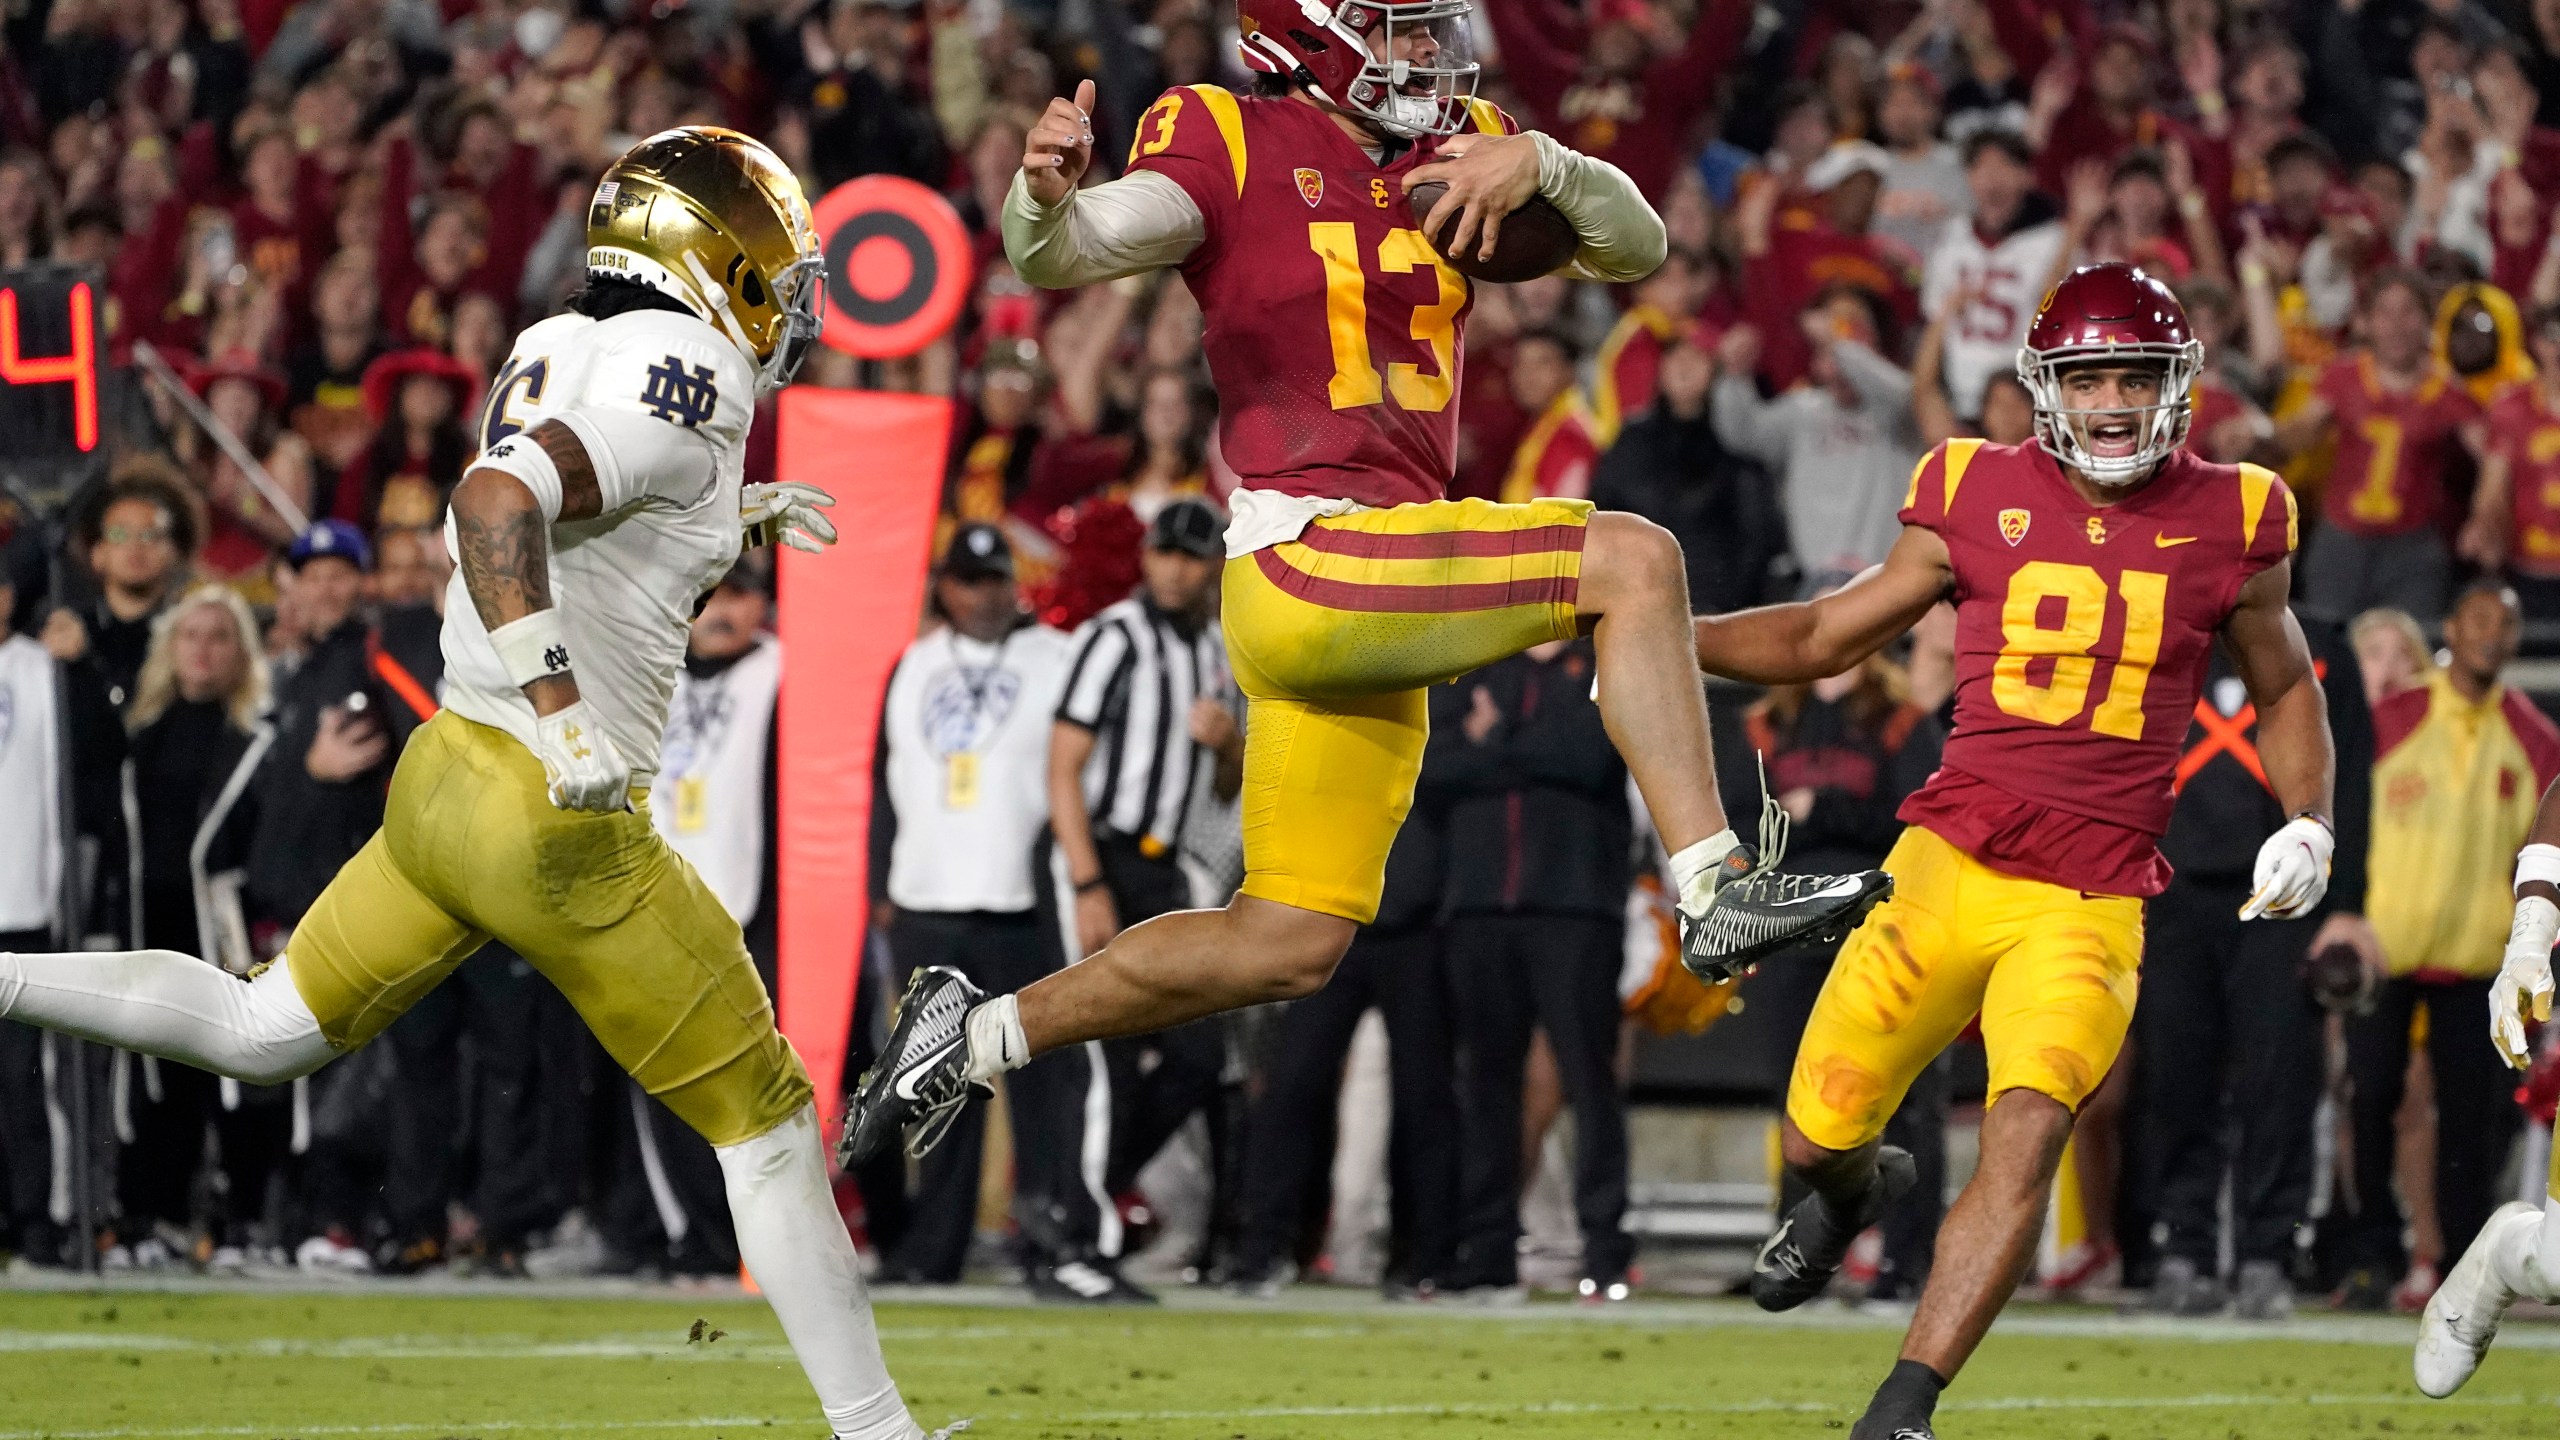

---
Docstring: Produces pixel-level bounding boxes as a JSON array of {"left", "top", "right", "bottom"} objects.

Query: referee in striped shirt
[{"left": 1048, "top": 499, "right": 1244, "bottom": 1206}]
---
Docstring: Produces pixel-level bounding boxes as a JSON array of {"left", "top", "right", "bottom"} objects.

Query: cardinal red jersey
[
  {"left": 2490, "top": 385, "right": 2560, "bottom": 579},
  {"left": 1128, "top": 85, "right": 1511, "bottom": 508},
  {"left": 1896, "top": 439, "right": 2299, "bottom": 896},
  {"left": 2314, "top": 353, "right": 2482, "bottom": 537}
]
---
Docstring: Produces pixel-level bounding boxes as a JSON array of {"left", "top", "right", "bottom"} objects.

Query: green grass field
[{"left": 2, "top": 1283, "right": 2558, "bottom": 1439}]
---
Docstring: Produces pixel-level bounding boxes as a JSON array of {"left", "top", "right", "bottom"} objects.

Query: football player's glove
[
  {"left": 741, "top": 480, "right": 838, "bottom": 553},
  {"left": 2491, "top": 895, "right": 2558, "bottom": 1070},
  {"left": 533, "top": 699, "right": 632, "bottom": 813},
  {"left": 2240, "top": 813, "right": 2333, "bottom": 920}
]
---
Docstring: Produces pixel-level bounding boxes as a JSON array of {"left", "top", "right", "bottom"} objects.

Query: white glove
[
  {"left": 2240, "top": 813, "right": 2334, "bottom": 920},
  {"left": 2492, "top": 895, "right": 2559, "bottom": 1070},
  {"left": 533, "top": 700, "right": 631, "bottom": 813},
  {"left": 741, "top": 480, "right": 839, "bottom": 553}
]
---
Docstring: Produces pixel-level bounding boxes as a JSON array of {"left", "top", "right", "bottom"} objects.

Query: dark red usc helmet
[
  {"left": 1237, "top": 0, "right": 1481, "bottom": 138},
  {"left": 2016, "top": 262, "right": 2202, "bottom": 485}
]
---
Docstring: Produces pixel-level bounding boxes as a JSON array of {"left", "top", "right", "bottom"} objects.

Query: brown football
[{"left": 1407, "top": 182, "right": 1581, "bottom": 284}]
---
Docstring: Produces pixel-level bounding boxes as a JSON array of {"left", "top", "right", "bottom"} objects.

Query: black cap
[
  {"left": 715, "top": 550, "right": 775, "bottom": 599},
  {"left": 939, "top": 522, "right": 1015, "bottom": 581},
  {"left": 1147, "top": 499, "right": 1224, "bottom": 559}
]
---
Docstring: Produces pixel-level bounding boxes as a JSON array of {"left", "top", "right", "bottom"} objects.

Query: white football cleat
[{"left": 2416, "top": 1201, "right": 2539, "bottom": 1398}]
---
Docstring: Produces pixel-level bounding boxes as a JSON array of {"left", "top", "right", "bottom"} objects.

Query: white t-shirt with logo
[{"left": 880, "top": 625, "right": 1076, "bottom": 914}]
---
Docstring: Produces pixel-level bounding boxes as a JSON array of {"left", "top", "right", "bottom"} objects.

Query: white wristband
[
  {"left": 2519, "top": 843, "right": 2560, "bottom": 894},
  {"left": 488, "top": 610, "right": 573, "bottom": 689}
]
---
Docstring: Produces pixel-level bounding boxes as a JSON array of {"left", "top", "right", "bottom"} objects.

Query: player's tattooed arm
[
  {"left": 454, "top": 417, "right": 603, "bottom": 716},
  {"left": 1691, "top": 525, "right": 1953, "bottom": 684},
  {"left": 2223, "top": 559, "right": 2334, "bottom": 826}
]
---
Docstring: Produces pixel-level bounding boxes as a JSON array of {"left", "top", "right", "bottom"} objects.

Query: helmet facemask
[
  {"left": 1315, "top": 0, "right": 1482, "bottom": 139},
  {"left": 2019, "top": 342, "right": 2201, "bottom": 486}
]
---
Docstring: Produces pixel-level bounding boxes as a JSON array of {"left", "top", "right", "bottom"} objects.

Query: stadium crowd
[{"left": 6, "top": 0, "right": 2560, "bottom": 1319}]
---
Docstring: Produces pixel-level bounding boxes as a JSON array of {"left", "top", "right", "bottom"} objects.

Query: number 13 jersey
[
  {"left": 1128, "top": 84, "right": 1509, "bottom": 509},
  {"left": 1897, "top": 438, "right": 2298, "bottom": 897}
]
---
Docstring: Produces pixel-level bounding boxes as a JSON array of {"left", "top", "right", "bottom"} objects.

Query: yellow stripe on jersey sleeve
[
  {"left": 1940, "top": 437, "right": 1984, "bottom": 515},
  {"left": 2238, "top": 462, "right": 2286, "bottom": 553},
  {"left": 1465, "top": 98, "right": 1508, "bottom": 135},
  {"left": 1189, "top": 84, "right": 1249, "bottom": 197}
]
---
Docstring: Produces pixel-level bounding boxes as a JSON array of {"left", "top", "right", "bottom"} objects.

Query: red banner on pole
[{"left": 775, "top": 387, "right": 951, "bottom": 1140}]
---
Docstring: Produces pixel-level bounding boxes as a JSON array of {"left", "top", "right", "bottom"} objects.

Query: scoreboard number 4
[
  {"left": 0, "top": 276, "right": 100, "bottom": 453},
  {"left": 1992, "top": 561, "right": 2168, "bottom": 740}
]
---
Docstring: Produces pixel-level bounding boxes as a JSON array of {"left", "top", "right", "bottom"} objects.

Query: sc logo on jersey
[{"left": 641, "top": 356, "right": 720, "bottom": 428}]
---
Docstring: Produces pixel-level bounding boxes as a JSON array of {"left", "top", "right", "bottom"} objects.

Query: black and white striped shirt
[{"left": 1055, "top": 597, "right": 1232, "bottom": 854}]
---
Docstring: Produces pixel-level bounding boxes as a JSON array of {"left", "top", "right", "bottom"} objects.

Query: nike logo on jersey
[
  {"left": 2154, "top": 535, "right": 2198, "bottom": 548},
  {"left": 891, "top": 1037, "right": 965, "bottom": 1100}
]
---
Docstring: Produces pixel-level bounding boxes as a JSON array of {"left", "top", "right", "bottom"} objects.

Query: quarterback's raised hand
[
  {"left": 742, "top": 480, "right": 839, "bottom": 553},
  {"left": 533, "top": 698, "right": 632, "bottom": 813},
  {"left": 1024, "top": 79, "right": 1097, "bottom": 206}
]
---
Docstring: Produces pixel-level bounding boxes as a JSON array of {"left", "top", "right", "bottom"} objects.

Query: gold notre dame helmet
[{"left": 586, "top": 126, "right": 824, "bottom": 394}]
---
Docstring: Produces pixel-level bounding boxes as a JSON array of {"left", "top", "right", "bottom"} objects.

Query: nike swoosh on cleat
[
  {"left": 1768, "top": 877, "right": 1870, "bottom": 906},
  {"left": 891, "top": 1038, "right": 965, "bottom": 1100}
]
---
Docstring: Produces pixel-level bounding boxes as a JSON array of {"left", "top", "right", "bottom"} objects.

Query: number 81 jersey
[
  {"left": 1897, "top": 437, "right": 2298, "bottom": 898},
  {"left": 1129, "top": 84, "right": 1509, "bottom": 506}
]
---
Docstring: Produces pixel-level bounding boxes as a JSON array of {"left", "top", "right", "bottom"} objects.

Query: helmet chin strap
[{"left": 681, "top": 250, "right": 769, "bottom": 379}]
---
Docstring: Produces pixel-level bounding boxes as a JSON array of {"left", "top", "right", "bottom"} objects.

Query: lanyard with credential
[{"left": 944, "top": 631, "right": 1012, "bottom": 811}]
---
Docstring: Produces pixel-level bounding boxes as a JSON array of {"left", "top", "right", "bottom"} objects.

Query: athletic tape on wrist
[
  {"left": 2519, "top": 844, "right": 2560, "bottom": 894},
  {"left": 488, "top": 611, "right": 573, "bottom": 690},
  {"left": 2514, "top": 894, "right": 2560, "bottom": 955}
]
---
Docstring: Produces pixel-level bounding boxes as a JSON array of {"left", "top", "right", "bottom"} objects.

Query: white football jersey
[
  {"left": 439, "top": 307, "right": 755, "bottom": 783},
  {"left": 1921, "top": 215, "right": 2068, "bottom": 420}
]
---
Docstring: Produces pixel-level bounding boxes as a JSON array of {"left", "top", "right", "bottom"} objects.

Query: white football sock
[
  {"left": 2529, "top": 1193, "right": 2560, "bottom": 1301},
  {"left": 0, "top": 949, "right": 333, "bottom": 1085},
  {"left": 716, "top": 1105, "right": 924, "bottom": 1440},
  {"left": 964, "top": 993, "right": 1028, "bottom": 1083},
  {"left": 1668, "top": 829, "right": 1743, "bottom": 912}
]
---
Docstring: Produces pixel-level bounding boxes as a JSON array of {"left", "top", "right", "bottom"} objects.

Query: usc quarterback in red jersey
[
  {"left": 1696, "top": 263, "right": 2338, "bottom": 1440},
  {"left": 843, "top": 0, "right": 1899, "bottom": 1281}
]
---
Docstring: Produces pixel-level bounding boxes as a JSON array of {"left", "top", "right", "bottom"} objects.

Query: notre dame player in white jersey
[{"left": 0, "top": 128, "right": 942, "bottom": 1440}]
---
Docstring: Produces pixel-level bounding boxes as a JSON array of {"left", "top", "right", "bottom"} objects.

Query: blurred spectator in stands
[
  {"left": 113, "top": 584, "right": 292, "bottom": 1270},
  {"left": 0, "top": 559, "right": 71, "bottom": 1267},
  {"left": 2344, "top": 581, "right": 2559, "bottom": 1310},
  {"left": 1500, "top": 328, "right": 1599, "bottom": 503},
  {"left": 2351, "top": 607, "right": 2437, "bottom": 707},
  {"left": 1483, "top": 0, "right": 1752, "bottom": 202},
  {"left": 2134, "top": 620, "right": 2376, "bottom": 1320},
  {"left": 788, "top": 0, "right": 948, "bottom": 192},
  {"left": 946, "top": 339, "right": 1047, "bottom": 526},
  {"left": 245, "top": 521, "right": 383, "bottom": 942},
  {"left": 1590, "top": 323, "right": 1783, "bottom": 615},
  {"left": 227, "top": 124, "right": 328, "bottom": 348},
  {"left": 2471, "top": 301, "right": 2560, "bottom": 617},
  {"left": 1874, "top": 63, "right": 1968, "bottom": 269},
  {"left": 2175, "top": 279, "right": 2272, "bottom": 462},
  {"left": 1938, "top": 0, "right": 2030, "bottom": 145},
  {"left": 2085, "top": 145, "right": 2226, "bottom": 284},
  {"left": 2276, "top": 271, "right": 2485, "bottom": 623},
  {"left": 2438, "top": 282, "right": 2533, "bottom": 411},
  {"left": 179, "top": 353, "right": 311, "bottom": 583},
  {"left": 1741, "top": 636, "right": 1944, "bottom": 1301},
  {"left": 2030, "top": 25, "right": 2217, "bottom": 205},
  {"left": 1738, "top": 141, "right": 1917, "bottom": 391},
  {"left": 2211, "top": 36, "right": 2310, "bottom": 223},
  {"left": 284, "top": 253, "right": 385, "bottom": 479},
  {"left": 0, "top": 148, "right": 54, "bottom": 266},
  {"left": 1428, "top": 638, "right": 1635, "bottom": 1300},
  {"left": 44, "top": 461, "right": 200, "bottom": 710},
  {"left": 1227, "top": 807, "right": 1456, "bottom": 1299},
  {"left": 1711, "top": 293, "right": 1920, "bottom": 580},
  {"left": 1922, "top": 130, "right": 2065, "bottom": 430},
  {"left": 1590, "top": 249, "right": 1711, "bottom": 447},
  {"left": 331, "top": 349, "right": 477, "bottom": 535}
]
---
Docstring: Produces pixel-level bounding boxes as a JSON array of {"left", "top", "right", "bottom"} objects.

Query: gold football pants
[{"left": 286, "top": 712, "right": 809, "bottom": 1146}]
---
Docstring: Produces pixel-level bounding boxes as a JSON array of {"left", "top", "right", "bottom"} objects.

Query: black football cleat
[
  {"left": 838, "top": 966, "right": 988, "bottom": 1167},
  {"left": 1751, "top": 1145, "right": 1917, "bottom": 1312},
  {"left": 1681, "top": 781, "right": 1892, "bottom": 983}
]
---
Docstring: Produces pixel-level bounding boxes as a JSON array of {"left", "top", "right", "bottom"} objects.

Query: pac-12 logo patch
[
  {"left": 1295, "top": 168, "right": 1325, "bottom": 207},
  {"left": 1999, "top": 508, "right": 2031, "bottom": 546}
]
